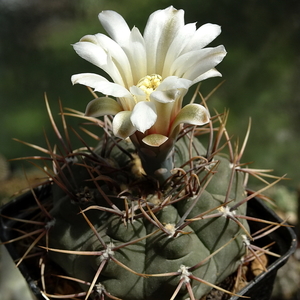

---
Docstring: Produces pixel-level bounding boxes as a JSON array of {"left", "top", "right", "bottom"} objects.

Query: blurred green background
[
  {"left": 0, "top": 2, "right": 299, "bottom": 299},
  {"left": 0, "top": 0, "right": 299, "bottom": 193}
]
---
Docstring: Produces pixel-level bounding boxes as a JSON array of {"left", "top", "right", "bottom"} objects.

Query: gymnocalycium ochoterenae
[{"left": 4, "top": 6, "right": 284, "bottom": 300}]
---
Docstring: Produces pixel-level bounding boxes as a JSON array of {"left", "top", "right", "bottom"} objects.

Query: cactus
[
  {"left": 45, "top": 132, "right": 248, "bottom": 300},
  {"left": 1, "top": 6, "right": 284, "bottom": 300}
]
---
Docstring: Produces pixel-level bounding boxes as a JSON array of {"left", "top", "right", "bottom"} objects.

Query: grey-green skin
[{"left": 48, "top": 137, "right": 248, "bottom": 300}]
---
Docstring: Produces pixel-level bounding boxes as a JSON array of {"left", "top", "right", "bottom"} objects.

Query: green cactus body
[{"left": 48, "top": 136, "right": 248, "bottom": 300}]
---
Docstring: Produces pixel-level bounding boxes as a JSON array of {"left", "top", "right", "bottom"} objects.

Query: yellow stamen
[{"left": 137, "top": 74, "right": 162, "bottom": 101}]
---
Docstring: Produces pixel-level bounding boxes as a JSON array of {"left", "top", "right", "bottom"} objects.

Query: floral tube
[{"left": 72, "top": 6, "right": 226, "bottom": 182}]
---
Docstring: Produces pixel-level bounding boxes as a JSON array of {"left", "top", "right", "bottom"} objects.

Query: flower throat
[{"left": 137, "top": 74, "right": 162, "bottom": 101}]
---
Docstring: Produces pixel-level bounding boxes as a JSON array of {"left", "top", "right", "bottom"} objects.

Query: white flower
[{"left": 71, "top": 6, "right": 226, "bottom": 147}]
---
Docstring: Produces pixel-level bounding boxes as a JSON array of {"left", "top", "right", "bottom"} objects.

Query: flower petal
[
  {"left": 73, "top": 39, "right": 107, "bottom": 69},
  {"left": 183, "top": 46, "right": 227, "bottom": 80},
  {"left": 122, "top": 27, "right": 147, "bottom": 83},
  {"left": 170, "top": 103, "right": 210, "bottom": 134},
  {"left": 144, "top": 6, "right": 185, "bottom": 74},
  {"left": 98, "top": 10, "right": 131, "bottom": 45},
  {"left": 192, "top": 68, "right": 222, "bottom": 84},
  {"left": 92, "top": 33, "right": 134, "bottom": 87},
  {"left": 157, "top": 76, "right": 192, "bottom": 91},
  {"left": 72, "top": 73, "right": 108, "bottom": 87},
  {"left": 150, "top": 76, "right": 191, "bottom": 103},
  {"left": 71, "top": 73, "right": 132, "bottom": 98},
  {"left": 112, "top": 111, "right": 136, "bottom": 139},
  {"left": 85, "top": 97, "right": 122, "bottom": 117},
  {"left": 162, "top": 23, "right": 196, "bottom": 77},
  {"left": 171, "top": 46, "right": 226, "bottom": 80},
  {"left": 74, "top": 35, "right": 132, "bottom": 87},
  {"left": 182, "top": 23, "right": 221, "bottom": 53},
  {"left": 142, "top": 134, "right": 169, "bottom": 147},
  {"left": 129, "top": 86, "right": 147, "bottom": 102},
  {"left": 150, "top": 90, "right": 178, "bottom": 103},
  {"left": 130, "top": 101, "right": 157, "bottom": 133}
]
